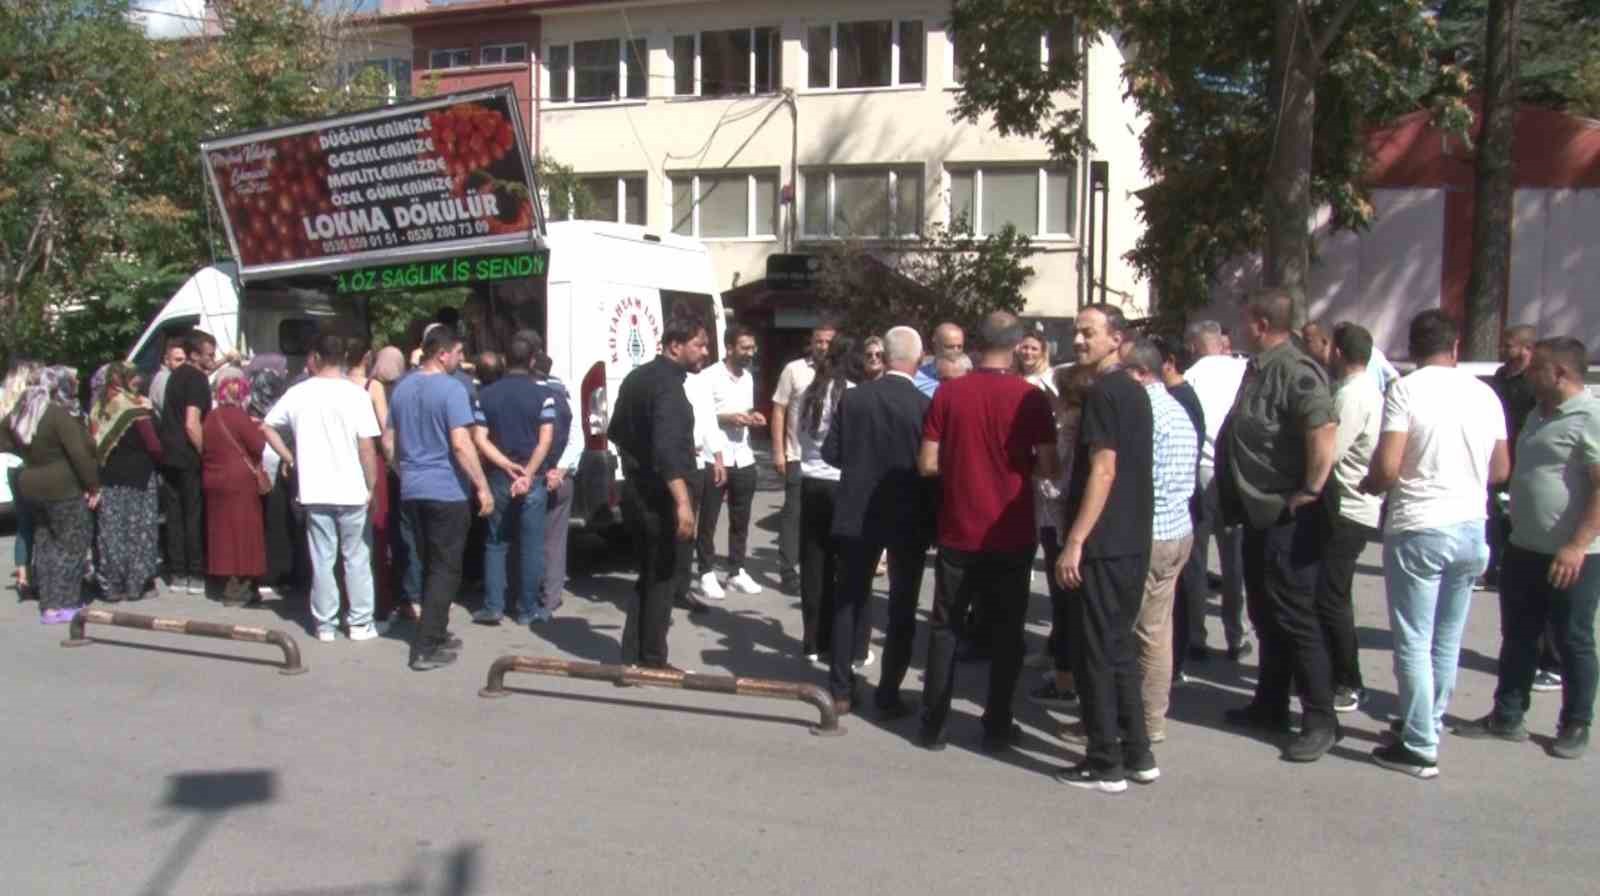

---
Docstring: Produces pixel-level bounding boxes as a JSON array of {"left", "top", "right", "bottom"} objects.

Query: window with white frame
[
  {"left": 948, "top": 165, "right": 1075, "bottom": 237},
  {"left": 545, "top": 38, "right": 648, "bottom": 103},
  {"left": 429, "top": 48, "right": 472, "bottom": 70},
  {"left": 670, "top": 172, "right": 779, "bottom": 238},
  {"left": 337, "top": 58, "right": 413, "bottom": 99},
  {"left": 566, "top": 175, "right": 646, "bottom": 225},
  {"left": 480, "top": 43, "right": 527, "bottom": 66},
  {"left": 671, "top": 27, "right": 781, "bottom": 97},
  {"left": 801, "top": 167, "right": 923, "bottom": 238},
  {"left": 950, "top": 20, "right": 1073, "bottom": 84},
  {"left": 806, "top": 20, "right": 924, "bottom": 89}
]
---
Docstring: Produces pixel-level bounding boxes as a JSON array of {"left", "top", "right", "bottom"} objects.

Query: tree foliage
[{"left": 1434, "top": 0, "right": 1600, "bottom": 111}]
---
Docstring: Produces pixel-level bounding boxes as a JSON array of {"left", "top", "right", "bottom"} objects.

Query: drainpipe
[
  {"left": 1078, "top": 28, "right": 1091, "bottom": 311},
  {"left": 533, "top": 15, "right": 543, "bottom": 158}
]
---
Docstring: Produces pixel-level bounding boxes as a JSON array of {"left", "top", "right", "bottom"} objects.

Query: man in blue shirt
[
  {"left": 912, "top": 322, "right": 967, "bottom": 398},
  {"left": 386, "top": 325, "right": 494, "bottom": 671}
]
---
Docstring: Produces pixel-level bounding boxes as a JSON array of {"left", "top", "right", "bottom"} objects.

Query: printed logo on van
[{"left": 608, "top": 296, "right": 662, "bottom": 370}]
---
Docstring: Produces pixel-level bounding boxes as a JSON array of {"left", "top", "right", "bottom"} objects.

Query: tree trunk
[
  {"left": 1463, "top": 0, "right": 1518, "bottom": 361},
  {"left": 1262, "top": 0, "right": 1317, "bottom": 326}
]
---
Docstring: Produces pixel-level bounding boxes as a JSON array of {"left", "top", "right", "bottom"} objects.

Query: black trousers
[
  {"left": 834, "top": 535, "right": 926, "bottom": 701},
  {"left": 675, "top": 466, "right": 709, "bottom": 600},
  {"left": 779, "top": 463, "right": 803, "bottom": 581},
  {"left": 1173, "top": 506, "right": 1207, "bottom": 675},
  {"left": 621, "top": 478, "right": 678, "bottom": 667},
  {"left": 800, "top": 477, "right": 842, "bottom": 655},
  {"left": 1073, "top": 552, "right": 1152, "bottom": 773},
  {"left": 405, "top": 499, "right": 470, "bottom": 653},
  {"left": 697, "top": 463, "right": 757, "bottom": 574},
  {"left": 160, "top": 465, "right": 204, "bottom": 578},
  {"left": 921, "top": 546, "right": 1033, "bottom": 739},
  {"left": 1242, "top": 504, "right": 1337, "bottom": 732},
  {"left": 1316, "top": 514, "right": 1372, "bottom": 692},
  {"left": 1041, "top": 527, "right": 1073, "bottom": 672},
  {"left": 1493, "top": 545, "right": 1600, "bottom": 728}
]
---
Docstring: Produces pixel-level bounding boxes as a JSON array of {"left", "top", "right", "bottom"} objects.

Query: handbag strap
[{"left": 215, "top": 413, "right": 264, "bottom": 478}]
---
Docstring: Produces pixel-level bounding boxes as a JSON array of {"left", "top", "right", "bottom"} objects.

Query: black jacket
[{"left": 822, "top": 373, "right": 935, "bottom": 545}]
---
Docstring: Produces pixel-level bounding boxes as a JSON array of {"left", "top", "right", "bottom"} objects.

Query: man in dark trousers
[
  {"left": 160, "top": 329, "right": 217, "bottom": 595},
  {"left": 608, "top": 314, "right": 709, "bottom": 671},
  {"left": 822, "top": 325, "right": 935, "bottom": 717}
]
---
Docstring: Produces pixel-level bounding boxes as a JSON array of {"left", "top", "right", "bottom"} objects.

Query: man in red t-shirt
[{"left": 917, "top": 311, "right": 1059, "bottom": 751}]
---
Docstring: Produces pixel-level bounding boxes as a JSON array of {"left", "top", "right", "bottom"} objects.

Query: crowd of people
[{"left": 3, "top": 293, "right": 1595, "bottom": 793}]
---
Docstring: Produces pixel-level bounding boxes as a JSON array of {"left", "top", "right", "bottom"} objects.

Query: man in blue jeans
[
  {"left": 1360, "top": 310, "right": 1509, "bottom": 778},
  {"left": 1456, "top": 337, "right": 1600, "bottom": 760},
  {"left": 472, "top": 335, "right": 557, "bottom": 627},
  {"left": 260, "top": 332, "right": 383, "bottom": 643},
  {"left": 386, "top": 325, "right": 494, "bottom": 671}
]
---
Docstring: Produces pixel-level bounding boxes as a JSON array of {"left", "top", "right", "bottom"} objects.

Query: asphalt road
[{"left": 0, "top": 490, "right": 1593, "bottom": 895}]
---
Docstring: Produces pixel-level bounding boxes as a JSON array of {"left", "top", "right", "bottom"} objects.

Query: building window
[
  {"left": 429, "top": 48, "right": 471, "bottom": 70},
  {"left": 951, "top": 20, "right": 1074, "bottom": 84},
  {"left": 806, "top": 20, "right": 924, "bottom": 90},
  {"left": 671, "top": 27, "right": 781, "bottom": 97},
  {"left": 337, "top": 58, "right": 413, "bottom": 99},
  {"left": 567, "top": 175, "right": 646, "bottom": 225},
  {"left": 801, "top": 167, "right": 923, "bottom": 238},
  {"left": 948, "top": 165, "right": 1075, "bottom": 237},
  {"left": 546, "top": 38, "right": 648, "bottom": 103},
  {"left": 670, "top": 172, "right": 779, "bottom": 239},
  {"left": 480, "top": 43, "right": 527, "bottom": 66}
]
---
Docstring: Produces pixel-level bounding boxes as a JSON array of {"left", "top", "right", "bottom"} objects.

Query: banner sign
[
  {"left": 332, "top": 250, "right": 549, "bottom": 295},
  {"left": 202, "top": 87, "right": 544, "bottom": 282}
]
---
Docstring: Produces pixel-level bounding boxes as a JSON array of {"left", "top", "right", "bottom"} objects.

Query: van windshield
[{"left": 661, "top": 290, "right": 718, "bottom": 364}]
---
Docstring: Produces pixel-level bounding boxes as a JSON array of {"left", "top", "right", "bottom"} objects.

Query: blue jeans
[
  {"left": 1383, "top": 520, "right": 1489, "bottom": 760},
  {"left": 482, "top": 471, "right": 548, "bottom": 620},
  {"left": 306, "top": 505, "right": 375, "bottom": 632}
]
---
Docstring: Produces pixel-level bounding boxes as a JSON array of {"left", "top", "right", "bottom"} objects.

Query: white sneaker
[
  {"left": 315, "top": 627, "right": 336, "bottom": 643},
  {"left": 728, "top": 569, "right": 762, "bottom": 595},
  {"left": 699, "top": 572, "right": 726, "bottom": 600},
  {"left": 348, "top": 623, "right": 379, "bottom": 642},
  {"left": 853, "top": 649, "right": 877, "bottom": 669}
]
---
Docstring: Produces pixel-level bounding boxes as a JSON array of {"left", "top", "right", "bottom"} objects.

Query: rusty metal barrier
[
  {"left": 479, "top": 655, "right": 844, "bottom": 736},
  {"left": 61, "top": 608, "right": 307, "bottom": 676}
]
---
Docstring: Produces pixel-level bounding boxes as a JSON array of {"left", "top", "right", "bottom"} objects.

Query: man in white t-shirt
[
  {"left": 1183, "top": 318, "right": 1251, "bottom": 660},
  {"left": 770, "top": 320, "right": 836, "bottom": 594},
  {"left": 678, "top": 354, "right": 724, "bottom": 612},
  {"left": 261, "top": 332, "right": 383, "bottom": 643},
  {"left": 1360, "top": 310, "right": 1509, "bottom": 779},
  {"left": 696, "top": 325, "right": 766, "bottom": 597}
]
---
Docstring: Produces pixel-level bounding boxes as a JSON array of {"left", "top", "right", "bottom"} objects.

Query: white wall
[
  {"left": 536, "top": 0, "right": 1149, "bottom": 318},
  {"left": 1510, "top": 189, "right": 1600, "bottom": 345}
]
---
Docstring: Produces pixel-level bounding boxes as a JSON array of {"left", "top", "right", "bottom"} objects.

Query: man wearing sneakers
[
  {"left": 1456, "top": 337, "right": 1600, "bottom": 761},
  {"left": 696, "top": 325, "right": 765, "bottom": 599},
  {"left": 1360, "top": 310, "right": 1508, "bottom": 777},
  {"left": 260, "top": 333, "right": 383, "bottom": 643}
]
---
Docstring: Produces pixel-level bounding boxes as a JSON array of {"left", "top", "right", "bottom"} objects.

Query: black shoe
[
  {"left": 1552, "top": 724, "right": 1590, "bottom": 760},
  {"left": 1333, "top": 687, "right": 1364, "bottom": 714},
  {"left": 102, "top": 592, "right": 125, "bottom": 604},
  {"left": 1186, "top": 646, "right": 1210, "bottom": 663},
  {"left": 673, "top": 593, "right": 711, "bottom": 615},
  {"left": 917, "top": 724, "right": 948, "bottom": 752},
  {"left": 875, "top": 697, "right": 913, "bottom": 721},
  {"left": 1223, "top": 703, "right": 1291, "bottom": 733},
  {"left": 1226, "top": 641, "right": 1254, "bottom": 662},
  {"left": 980, "top": 722, "right": 1023, "bottom": 754},
  {"left": 442, "top": 634, "right": 464, "bottom": 650},
  {"left": 1028, "top": 680, "right": 1079, "bottom": 710},
  {"left": 1453, "top": 713, "right": 1529, "bottom": 742},
  {"left": 409, "top": 647, "right": 459, "bottom": 671},
  {"left": 470, "top": 609, "right": 503, "bottom": 626},
  {"left": 1053, "top": 762, "right": 1128, "bottom": 794},
  {"left": 1372, "top": 742, "right": 1439, "bottom": 778},
  {"left": 780, "top": 573, "right": 800, "bottom": 595},
  {"left": 1284, "top": 725, "right": 1341, "bottom": 762}
]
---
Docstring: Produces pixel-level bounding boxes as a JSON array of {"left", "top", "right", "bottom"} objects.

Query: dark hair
[
  {"left": 978, "top": 312, "right": 1025, "bottom": 352},
  {"left": 1054, "top": 363, "right": 1096, "bottom": 409},
  {"left": 1080, "top": 303, "right": 1128, "bottom": 336},
  {"left": 1245, "top": 288, "right": 1295, "bottom": 334},
  {"left": 1408, "top": 310, "right": 1459, "bottom": 360},
  {"left": 1149, "top": 334, "right": 1189, "bottom": 371},
  {"left": 1536, "top": 337, "right": 1588, "bottom": 379},
  {"left": 1331, "top": 322, "right": 1373, "bottom": 367},
  {"left": 813, "top": 315, "right": 842, "bottom": 335},
  {"left": 183, "top": 329, "right": 216, "bottom": 355},
  {"left": 310, "top": 331, "right": 345, "bottom": 370},
  {"left": 661, "top": 313, "right": 706, "bottom": 349},
  {"left": 533, "top": 353, "right": 553, "bottom": 377},
  {"left": 476, "top": 352, "right": 504, "bottom": 386},
  {"left": 343, "top": 336, "right": 371, "bottom": 370},
  {"left": 725, "top": 323, "right": 753, "bottom": 347},
  {"left": 434, "top": 306, "right": 461, "bottom": 328},
  {"left": 513, "top": 328, "right": 544, "bottom": 357},
  {"left": 1122, "top": 338, "right": 1164, "bottom": 376},
  {"left": 804, "top": 335, "right": 863, "bottom": 440},
  {"left": 506, "top": 336, "right": 537, "bottom": 371},
  {"left": 422, "top": 324, "right": 462, "bottom": 359},
  {"left": 164, "top": 336, "right": 186, "bottom": 356}
]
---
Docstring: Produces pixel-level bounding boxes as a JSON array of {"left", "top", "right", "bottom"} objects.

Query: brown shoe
[{"left": 832, "top": 697, "right": 852, "bottom": 716}]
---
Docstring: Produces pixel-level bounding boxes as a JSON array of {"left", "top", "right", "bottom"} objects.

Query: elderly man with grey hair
[{"left": 821, "top": 325, "right": 938, "bottom": 716}]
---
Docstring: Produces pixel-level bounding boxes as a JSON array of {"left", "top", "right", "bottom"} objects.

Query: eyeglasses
[{"left": 865, "top": 350, "right": 884, "bottom": 359}]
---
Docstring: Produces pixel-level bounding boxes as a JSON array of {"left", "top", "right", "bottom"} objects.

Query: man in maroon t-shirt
[{"left": 917, "top": 311, "right": 1059, "bottom": 751}]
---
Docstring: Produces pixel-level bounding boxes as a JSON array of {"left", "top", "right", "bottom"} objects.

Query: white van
[{"left": 541, "top": 220, "right": 727, "bottom": 530}]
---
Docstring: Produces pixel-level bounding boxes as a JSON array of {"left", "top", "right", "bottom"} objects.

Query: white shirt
[
  {"left": 797, "top": 380, "right": 851, "bottom": 481},
  {"left": 545, "top": 373, "right": 582, "bottom": 474},
  {"left": 264, "top": 375, "right": 381, "bottom": 506},
  {"left": 1331, "top": 370, "right": 1384, "bottom": 529},
  {"left": 1185, "top": 353, "right": 1248, "bottom": 471},
  {"left": 685, "top": 369, "right": 725, "bottom": 467},
  {"left": 1381, "top": 365, "right": 1506, "bottom": 534},
  {"left": 772, "top": 357, "right": 817, "bottom": 462},
  {"left": 701, "top": 360, "right": 757, "bottom": 468}
]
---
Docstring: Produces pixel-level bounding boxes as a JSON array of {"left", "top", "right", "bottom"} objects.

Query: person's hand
[
  {"left": 748, "top": 412, "right": 767, "bottom": 428},
  {"left": 713, "top": 462, "right": 727, "bottom": 488},
  {"left": 1358, "top": 474, "right": 1382, "bottom": 496},
  {"left": 502, "top": 462, "right": 526, "bottom": 479},
  {"left": 773, "top": 455, "right": 786, "bottom": 477},
  {"left": 731, "top": 413, "right": 752, "bottom": 427},
  {"left": 1550, "top": 544, "right": 1586, "bottom": 590},
  {"left": 476, "top": 486, "right": 495, "bottom": 518},
  {"left": 1055, "top": 538, "right": 1084, "bottom": 590},
  {"left": 509, "top": 474, "right": 532, "bottom": 498},
  {"left": 85, "top": 491, "right": 101, "bottom": 511},
  {"left": 1286, "top": 491, "right": 1318, "bottom": 512},
  {"left": 545, "top": 468, "right": 565, "bottom": 492},
  {"left": 674, "top": 501, "right": 695, "bottom": 541}
]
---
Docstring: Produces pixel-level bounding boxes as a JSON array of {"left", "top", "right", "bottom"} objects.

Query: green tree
[{"left": 1434, "top": 0, "right": 1600, "bottom": 109}]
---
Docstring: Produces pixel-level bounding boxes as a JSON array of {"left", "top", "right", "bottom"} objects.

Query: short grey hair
[
  {"left": 1123, "top": 338, "right": 1164, "bottom": 376},
  {"left": 885, "top": 326, "right": 923, "bottom": 366},
  {"left": 1185, "top": 319, "right": 1223, "bottom": 340}
]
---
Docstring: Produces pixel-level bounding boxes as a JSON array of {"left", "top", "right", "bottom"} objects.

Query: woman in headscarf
[
  {"left": 201, "top": 374, "right": 267, "bottom": 604},
  {"left": 1, "top": 359, "right": 41, "bottom": 599},
  {"left": 89, "top": 363, "right": 164, "bottom": 603},
  {"left": 0, "top": 366, "right": 98, "bottom": 623}
]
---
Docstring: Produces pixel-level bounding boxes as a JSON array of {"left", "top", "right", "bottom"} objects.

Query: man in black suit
[{"left": 822, "top": 326, "right": 936, "bottom": 717}]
